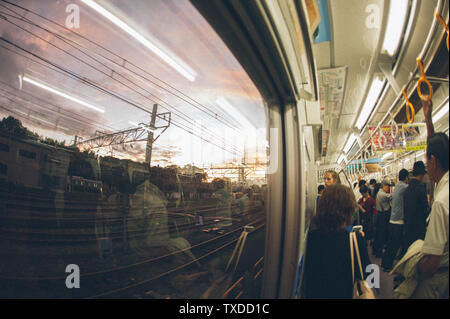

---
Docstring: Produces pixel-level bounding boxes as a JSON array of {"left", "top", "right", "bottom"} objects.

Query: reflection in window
[{"left": 0, "top": 0, "right": 268, "bottom": 299}]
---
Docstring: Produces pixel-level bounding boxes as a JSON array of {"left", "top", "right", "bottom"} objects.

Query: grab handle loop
[
  {"left": 389, "top": 118, "right": 398, "bottom": 139},
  {"left": 402, "top": 88, "right": 415, "bottom": 124},
  {"left": 435, "top": 12, "right": 449, "bottom": 50},
  {"left": 416, "top": 58, "right": 433, "bottom": 101}
]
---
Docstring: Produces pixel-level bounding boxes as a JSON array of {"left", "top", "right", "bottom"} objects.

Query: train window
[
  {"left": 0, "top": 0, "right": 268, "bottom": 299},
  {"left": 18, "top": 149, "right": 37, "bottom": 160},
  {"left": 0, "top": 142, "right": 9, "bottom": 152}
]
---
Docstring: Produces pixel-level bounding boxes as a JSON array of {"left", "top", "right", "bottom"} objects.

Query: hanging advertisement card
[
  {"left": 368, "top": 126, "right": 404, "bottom": 153},
  {"left": 402, "top": 123, "right": 427, "bottom": 152}
]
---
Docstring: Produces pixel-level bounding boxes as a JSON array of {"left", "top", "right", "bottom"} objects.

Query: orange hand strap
[
  {"left": 416, "top": 58, "right": 433, "bottom": 101},
  {"left": 435, "top": 12, "right": 449, "bottom": 50},
  {"left": 402, "top": 88, "right": 415, "bottom": 124}
]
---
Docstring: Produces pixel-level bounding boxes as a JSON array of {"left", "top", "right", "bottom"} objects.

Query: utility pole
[{"left": 145, "top": 104, "right": 158, "bottom": 167}]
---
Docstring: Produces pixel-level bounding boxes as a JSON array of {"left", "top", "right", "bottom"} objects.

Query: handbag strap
[
  {"left": 349, "top": 232, "right": 355, "bottom": 284},
  {"left": 351, "top": 232, "right": 365, "bottom": 280}
]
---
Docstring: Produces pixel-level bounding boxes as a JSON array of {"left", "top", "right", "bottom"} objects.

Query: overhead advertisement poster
[
  {"left": 318, "top": 66, "right": 347, "bottom": 121},
  {"left": 368, "top": 126, "right": 404, "bottom": 153},
  {"left": 402, "top": 123, "right": 427, "bottom": 152},
  {"left": 313, "top": 0, "right": 331, "bottom": 44}
]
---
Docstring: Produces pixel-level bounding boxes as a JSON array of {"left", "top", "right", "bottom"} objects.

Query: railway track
[{"left": 0, "top": 213, "right": 266, "bottom": 299}]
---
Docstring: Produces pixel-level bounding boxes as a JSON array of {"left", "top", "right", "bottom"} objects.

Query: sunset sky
[{"left": 0, "top": 0, "right": 268, "bottom": 169}]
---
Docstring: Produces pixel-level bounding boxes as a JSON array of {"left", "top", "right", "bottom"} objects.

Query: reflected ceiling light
[
  {"left": 355, "top": 78, "right": 385, "bottom": 130},
  {"left": 338, "top": 154, "right": 346, "bottom": 165},
  {"left": 381, "top": 152, "right": 392, "bottom": 161},
  {"left": 128, "top": 121, "right": 156, "bottom": 132},
  {"left": 81, "top": 0, "right": 197, "bottom": 82},
  {"left": 30, "top": 114, "right": 69, "bottom": 131},
  {"left": 432, "top": 101, "right": 449, "bottom": 124},
  {"left": 344, "top": 134, "right": 357, "bottom": 154},
  {"left": 382, "top": 0, "right": 409, "bottom": 56},
  {"left": 215, "top": 96, "right": 255, "bottom": 129},
  {"left": 22, "top": 75, "right": 105, "bottom": 113}
]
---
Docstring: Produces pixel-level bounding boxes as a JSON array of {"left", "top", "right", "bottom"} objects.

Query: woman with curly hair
[{"left": 302, "top": 184, "right": 370, "bottom": 298}]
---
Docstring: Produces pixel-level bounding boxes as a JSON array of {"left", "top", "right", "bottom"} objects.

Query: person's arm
[
  {"left": 418, "top": 255, "right": 441, "bottom": 278},
  {"left": 420, "top": 200, "right": 447, "bottom": 278},
  {"left": 358, "top": 203, "right": 366, "bottom": 213},
  {"left": 421, "top": 99, "right": 435, "bottom": 137}
]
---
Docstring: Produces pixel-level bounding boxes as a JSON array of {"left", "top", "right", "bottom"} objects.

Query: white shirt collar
[{"left": 434, "top": 171, "right": 449, "bottom": 198}]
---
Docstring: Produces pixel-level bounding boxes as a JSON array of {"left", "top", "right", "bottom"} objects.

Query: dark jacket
[
  {"left": 302, "top": 229, "right": 370, "bottom": 299},
  {"left": 403, "top": 178, "right": 429, "bottom": 249}
]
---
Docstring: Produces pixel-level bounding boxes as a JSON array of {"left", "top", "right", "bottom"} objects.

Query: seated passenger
[{"left": 302, "top": 184, "right": 370, "bottom": 299}]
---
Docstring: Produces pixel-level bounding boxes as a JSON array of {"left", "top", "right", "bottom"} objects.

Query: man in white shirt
[{"left": 415, "top": 99, "right": 449, "bottom": 298}]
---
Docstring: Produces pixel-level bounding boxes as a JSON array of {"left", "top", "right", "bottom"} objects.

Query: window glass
[{"left": 0, "top": 0, "right": 268, "bottom": 298}]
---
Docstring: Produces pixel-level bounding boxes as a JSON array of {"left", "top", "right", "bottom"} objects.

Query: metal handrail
[{"left": 347, "top": 0, "right": 447, "bottom": 166}]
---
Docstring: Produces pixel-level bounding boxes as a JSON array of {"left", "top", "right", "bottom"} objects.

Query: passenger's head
[
  {"left": 369, "top": 179, "right": 376, "bottom": 186},
  {"left": 426, "top": 133, "right": 449, "bottom": 183},
  {"left": 399, "top": 169, "right": 409, "bottom": 184},
  {"left": 412, "top": 161, "right": 427, "bottom": 180},
  {"left": 359, "top": 184, "right": 369, "bottom": 197},
  {"left": 324, "top": 170, "right": 341, "bottom": 187},
  {"left": 381, "top": 179, "right": 390, "bottom": 192},
  {"left": 318, "top": 184, "right": 325, "bottom": 195},
  {"left": 373, "top": 183, "right": 382, "bottom": 199},
  {"left": 358, "top": 180, "right": 366, "bottom": 188},
  {"left": 315, "top": 184, "right": 356, "bottom": 232}
]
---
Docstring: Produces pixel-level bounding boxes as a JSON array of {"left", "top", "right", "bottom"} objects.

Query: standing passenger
[
  {"left": 373, "top": 180, "right": 392, "bottom": 258},
  {"left": 324, "top": 170, "right": 341, "bottom": 188},
  {"left": 381, "top": 169, "right": 409, "bottom": 271},
  {"left": 369, "top": 179, "right": 377, "bottom": 198},
  {"left": 358, "top": 185, "right": 376, "bottom": 242},
  {"left": 302, "top": 184, "right": 370, "bottom": 298},
  {"left": 403, "top": 161, "right": 429, "bottom": 253},
  {"left": 415, "top": 130, "right": 449, "bottom": 298},
  {"left": 316, "top": 185, "right": 325, "bottom": 213}
]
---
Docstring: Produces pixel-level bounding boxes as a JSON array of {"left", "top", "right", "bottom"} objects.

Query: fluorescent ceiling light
[
  {"left": 356, "top": 78, "right": 385, "bottom": 130},
  {"left": 22, "top": 76, "right": 105, "bottom": 113},
  {"left": 215, "top": 96, "right": 255, "bottom": 129},
  {"left": 81, "top": 0, "right": 197, "bottom": 82},
  {"left": 416, "top": 150, "right": 425, "bottom": 157},
  {"left": 382, "top": 0, "right": 409, "bottom": 56},
  {"left": 381, "top": 152, "right": 392, "bottom": 161},
  {"left": 344, "top": 134, "right": 357, "bottom": 154},
  {"left": 432, "top": 101, "right": 449, "bottom": 124},
  {"left": 128, "top": 121, "right": 156, "bottom": 132}
]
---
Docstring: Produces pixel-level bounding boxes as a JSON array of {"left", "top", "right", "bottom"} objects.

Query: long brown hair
[{"left": 315, "top": 184, "right": 356, "bottom": 232}]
